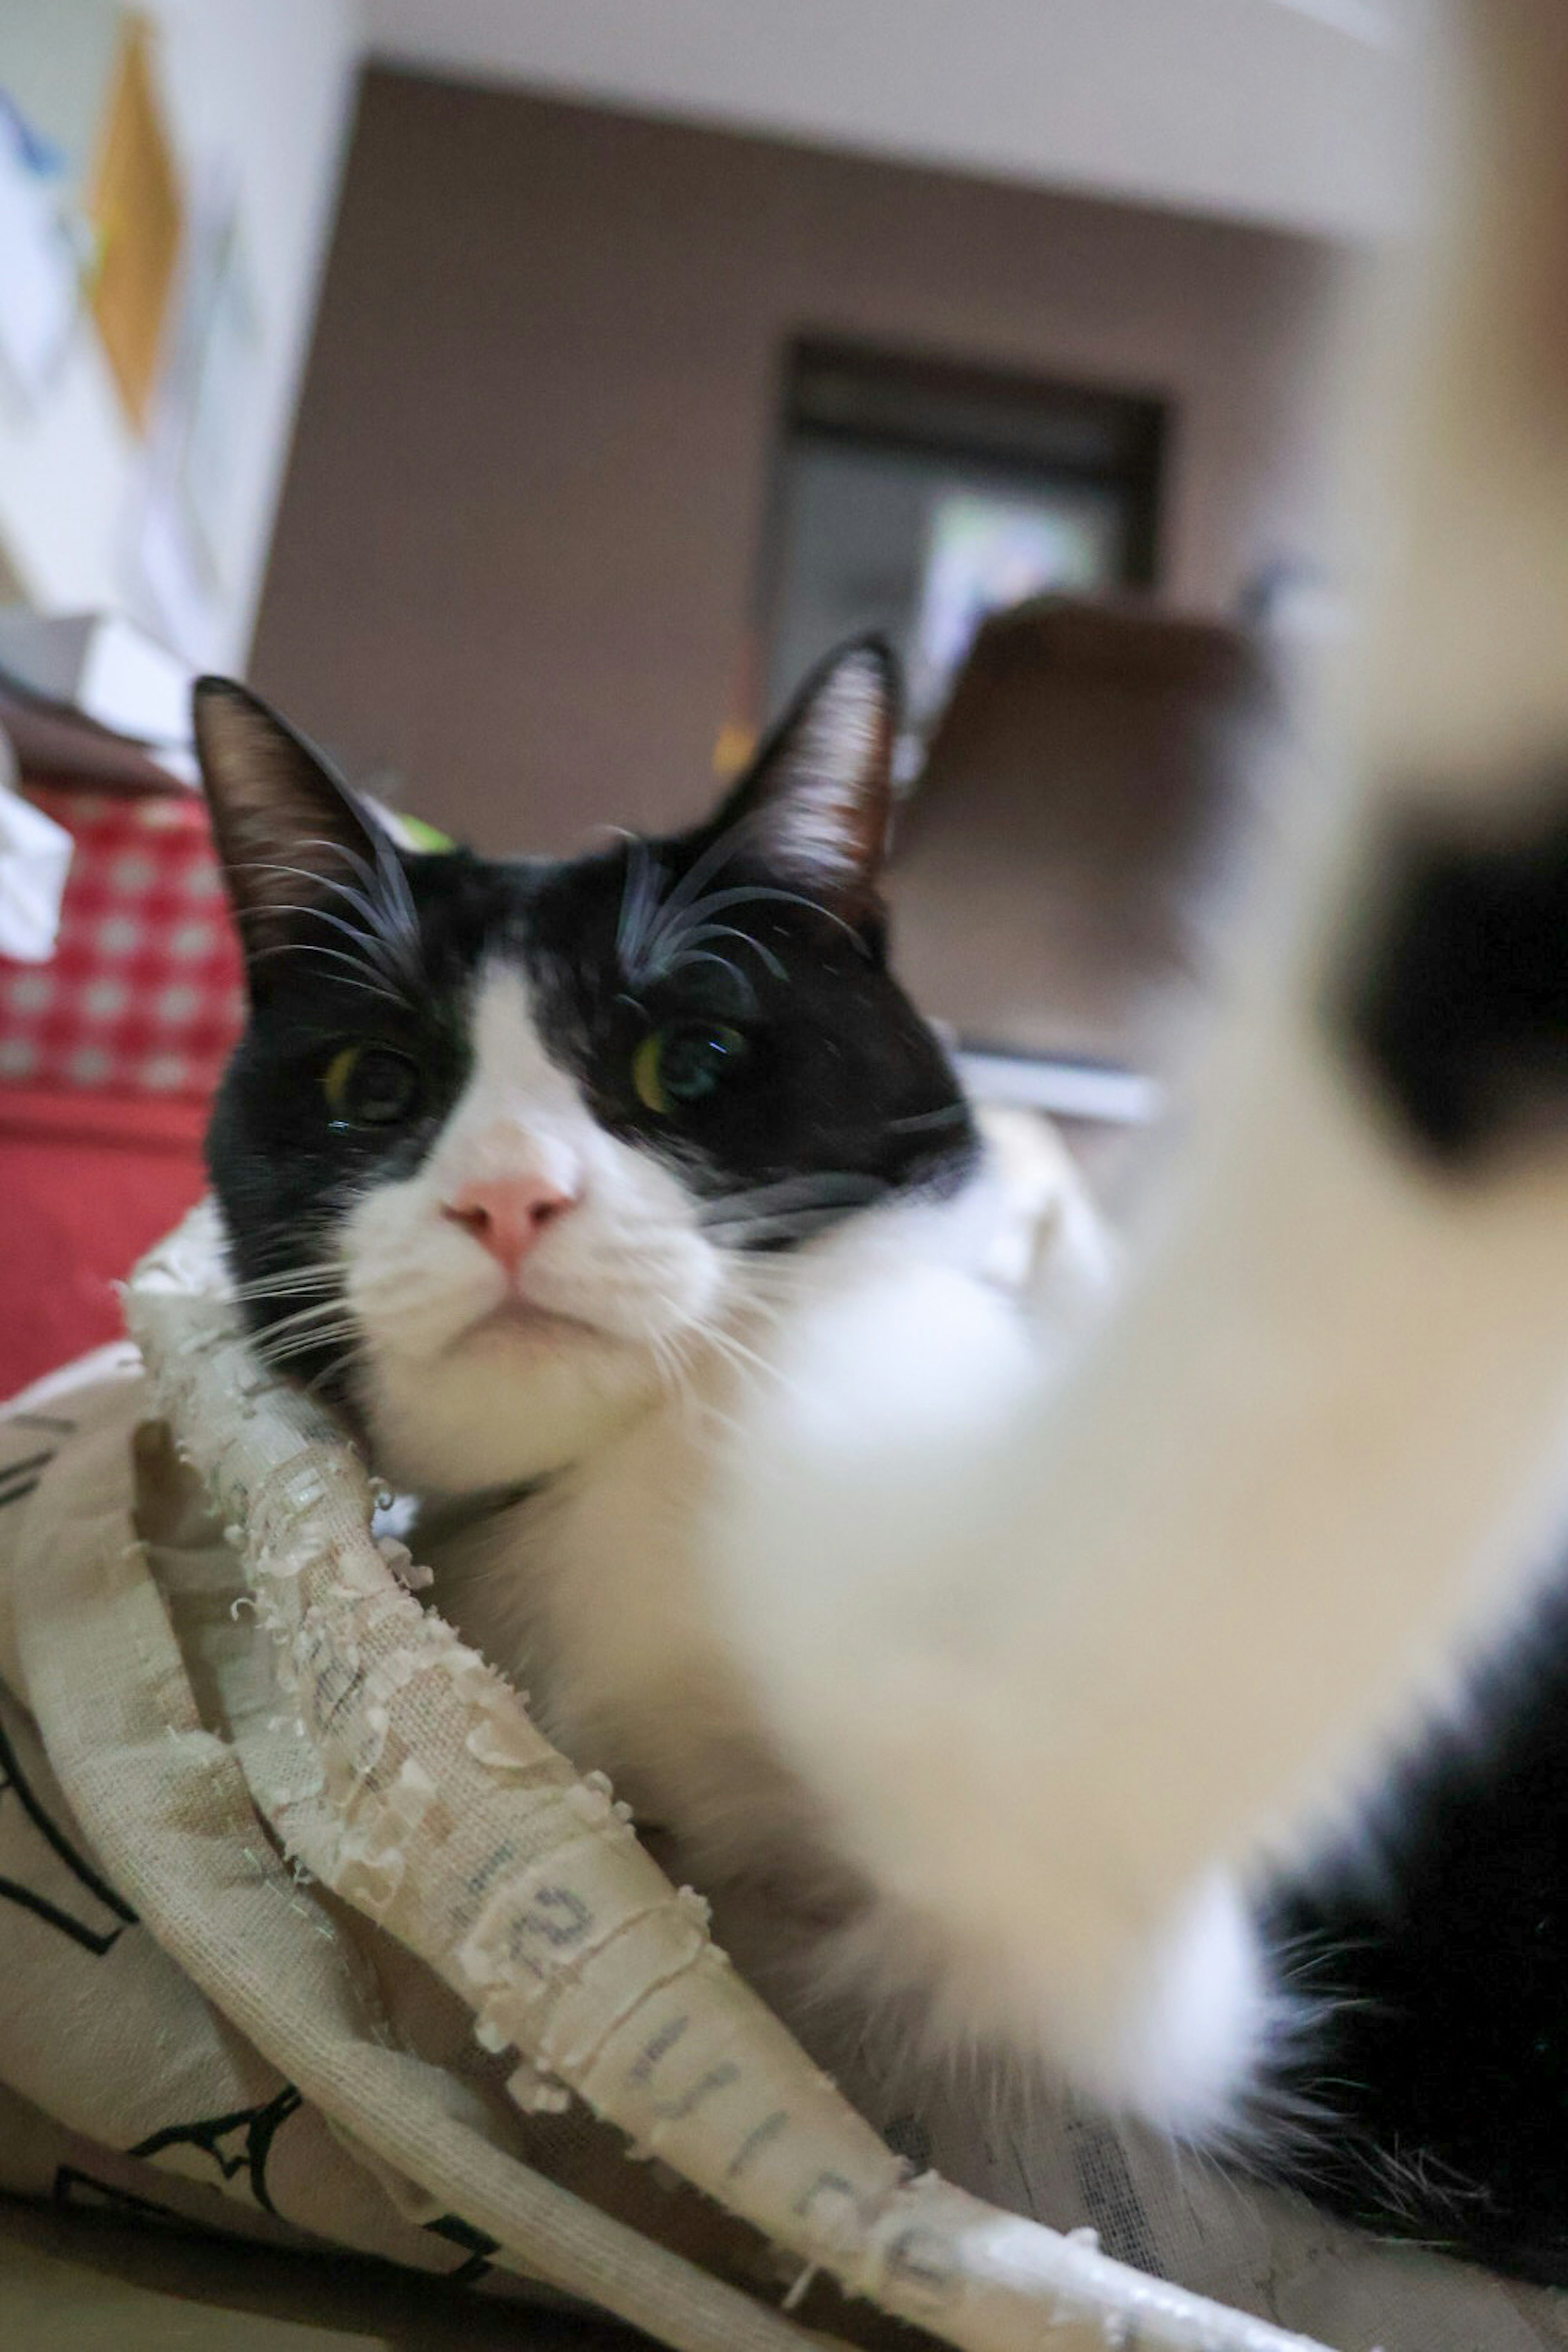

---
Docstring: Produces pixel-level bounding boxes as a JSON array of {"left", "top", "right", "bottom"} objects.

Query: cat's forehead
[
  {"left": 399, "top": 827, "right": 836, "bottom": 1004},
  {"left": 399, "top": 840, "right": 626, "bottom": 971}
]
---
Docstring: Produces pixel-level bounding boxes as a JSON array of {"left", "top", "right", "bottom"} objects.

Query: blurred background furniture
[{"left": 891, "top": 596, "right": 1279, "bottom": 1078}]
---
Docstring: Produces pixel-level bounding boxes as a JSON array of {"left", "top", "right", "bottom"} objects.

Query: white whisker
[
  {"left": 702, "top": 1208, "right": 871, "bottom": 1247},
  {"left": 638, "top": 811, "right": 761, "bottom": 950},
  {"left": 699, "top": 1172, "right": 889, "bottom": 1227},
  {"left": 615, "top": 835, "right": 663, "bottom": 976},
  {"left": 255, "top": 1327, "right": 363, "bottom": 1373},
  {"left": 693, "top": 1319, "right": 778, "bottom": 1385},
  {"left": 230, "top": 862, "right": 414, "bottom": 996},
  {"left": 659, "top": 948, "right": 756, "bottom": 1002},
  {"left": 667, "top": 919, "right": 787, "bottom": 985},
  {"left": 247, "top": 938, "right": 410, "bottom": 1009},
  {"left": 887, "top": 1102, "right": 970, "bottom": 1134},
  {"left": 231, "top": 1269, "right": 341, "bottom": 1304},
  {"left": 295, "top": 830, "right": 421, "bottom": 974},
  {"left": 644, "top": 882, "right": 859, "bottom": 978},
  {"left": 252, "top": 1297, "right": 361, "bottom": 1356},
  {"left": 621, "top": 804, "right": 862, "bottom": 994}
]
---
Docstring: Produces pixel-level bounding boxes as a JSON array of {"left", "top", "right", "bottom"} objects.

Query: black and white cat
[{"left": 196, "top": 644, "right": 1568, "bottom": 2284}]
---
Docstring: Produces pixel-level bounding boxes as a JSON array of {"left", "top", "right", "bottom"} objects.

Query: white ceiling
[{"left": 358, "top": 0, "right": 1420, "bottom": 242}]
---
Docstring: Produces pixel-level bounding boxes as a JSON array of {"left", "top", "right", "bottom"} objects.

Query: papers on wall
[
  {"left": 0, "top": 94, "right": 80, "bottom": 408},
  {"left": 86, "top": 16, "right": 184, "bottom": 432},
  {"left": 128, "top": 167, "right": 262, "bottom": 667}
]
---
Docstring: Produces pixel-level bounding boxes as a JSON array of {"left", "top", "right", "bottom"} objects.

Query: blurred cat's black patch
[{"left": 1344, "top": 787, "right": 1568, "bottom": 1163}]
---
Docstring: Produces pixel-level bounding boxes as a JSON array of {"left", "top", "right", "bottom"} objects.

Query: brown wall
[{"left": 252, "top": 68, "right": 1345, "bottom": 855}]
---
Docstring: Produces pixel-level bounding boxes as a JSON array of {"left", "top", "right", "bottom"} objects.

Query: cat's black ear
[
  {"left": 717, "top": 636, "right": 898, "bottom": 923},
  {"left": 192, "top": 677, "right": 390, "bottom": 982}
]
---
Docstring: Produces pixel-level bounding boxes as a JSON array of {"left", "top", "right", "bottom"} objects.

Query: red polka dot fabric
[{"left": 0, "top": 788, "right": 245, "bottom": 1103}]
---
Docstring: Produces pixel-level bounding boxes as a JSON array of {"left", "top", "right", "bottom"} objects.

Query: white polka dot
[
  {"left": 183, "top": 862, "right": 223, "bottom": 900},
  {"left": 97, "top": 914, "right": 144, "bottom": 957},
  {"left": 0, "top": 1038, "right": 38, "bottom": 1077},
  {"left": 67, "top": 1045, "right": 111, "bottom": 1085},
  {"left": 140, "top": 1053, "right": 189, "bottom": 1091},
  {"left": 82, "top": 977, "right": 128, "bottom": 1021},
  {"left": 5, "top": 970, "right": 53, "bottom": 1012},
  {"left": 110, "top": 853, "right": 156, "bottom": 894},
  {"left": 154, "top": 981, "right": 200, "bottom": 1027},
  {"left": 170, "top": 920, "right": 215, "bottom": 960}
]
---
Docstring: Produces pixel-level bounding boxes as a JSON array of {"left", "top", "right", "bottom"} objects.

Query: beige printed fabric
[{"left": 0, "top": 1285, "right": 1563, "bottom": 2352}]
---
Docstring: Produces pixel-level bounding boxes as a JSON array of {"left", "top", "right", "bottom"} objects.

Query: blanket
[{"left": 0, "top": 1212, "right": 1562, "bottom": 2352}]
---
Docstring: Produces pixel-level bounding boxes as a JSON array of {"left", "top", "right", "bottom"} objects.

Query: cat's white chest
[
  {"left": 432, "top": 1178, "right": 1280, "bottom": 2138},
  {"left": 532, "top": 1398, "right": 739, "bottom": 1796},
  {"left": 512, "top": 1241, "right": 1047, "bottom": 1834}
]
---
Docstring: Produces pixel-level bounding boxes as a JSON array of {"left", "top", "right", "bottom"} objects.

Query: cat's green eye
[
  {"left": 633, "top": 1022, "right": 748, "bottom": 1115},
  {"left": 322, "top": 1042, "right": 421, "bottom": 1128}
]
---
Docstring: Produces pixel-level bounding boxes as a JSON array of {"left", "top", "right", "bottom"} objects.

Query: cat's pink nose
[{"left": 441, "top": 1176, "right": 577, "bottom": 1274}]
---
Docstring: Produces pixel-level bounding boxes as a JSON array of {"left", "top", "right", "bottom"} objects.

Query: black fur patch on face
[
  {"left": 199, "top": 642, "right": 976, "bottom": 1389},
  {"left": 523, "top": 833, "right": 976, "bottom": 1231},
  {"left": 208, "top": 835, "right": 975, "bottom": 1287},
  {"left": 1340, "top": 789, "right": 1568, "bottom": 1164}
]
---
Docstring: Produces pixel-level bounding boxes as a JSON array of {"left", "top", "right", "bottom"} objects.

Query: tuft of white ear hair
[{"left": 739, "top": 640, "right": 896, "bottom": 916}]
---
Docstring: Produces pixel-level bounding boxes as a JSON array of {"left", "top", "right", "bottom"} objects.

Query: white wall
[
  {"left": 362, "top": 0, "right": 1419, "bottom": 244},
  {"left": 0, "top": 0, "right": 358, "bottom": 670},
  {"left": 0, "top": 0, "right": 1420, "bottom": 670}
]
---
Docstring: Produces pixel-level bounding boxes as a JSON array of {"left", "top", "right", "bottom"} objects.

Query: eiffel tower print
[
  {"left": 0, "top": 1710, "right": 138, "bottom": 1956},
  {"left": 129, "top": 2083, "right": 304, "bottom": 2214}
]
